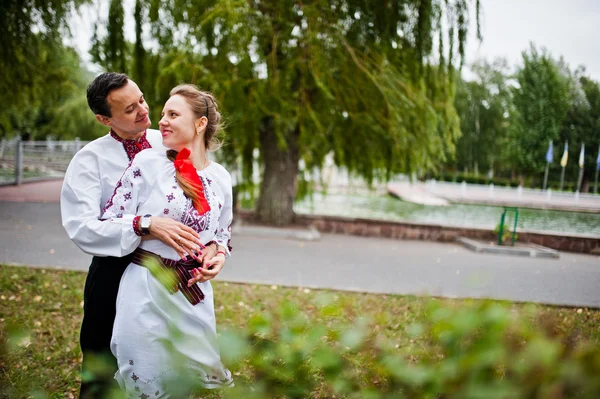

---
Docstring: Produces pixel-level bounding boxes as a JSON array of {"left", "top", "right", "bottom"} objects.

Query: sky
[
  {"left": 69, "top": 0, "right": 600, "bottom": 81},
  {"left": 464, "top": 0, "right": 600, "bottom": 80}
]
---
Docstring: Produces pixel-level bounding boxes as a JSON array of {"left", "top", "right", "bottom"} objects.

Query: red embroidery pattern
[
  {"left": 110, "top": 130, "right": 152, "bottom": 161},
  {"left": 181, "top": 201, "right": 209, "bottom": 233},
  {"left": 102, "top": 177, "right": 124, "bottom": 214},
  {"left": 133, "top": 216, "right": 142, "bottom": 237}
]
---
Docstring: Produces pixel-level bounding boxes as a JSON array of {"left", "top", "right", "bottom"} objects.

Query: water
[{"left": 293, "top": 193, "right": 600, "bottom": 237}]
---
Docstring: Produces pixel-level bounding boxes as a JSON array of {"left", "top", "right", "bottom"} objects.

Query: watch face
[{"left": 141, "top": 217, "right": 151, "bottom": 229}]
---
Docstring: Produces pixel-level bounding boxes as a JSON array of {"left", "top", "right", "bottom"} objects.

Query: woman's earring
[{"left": 196, "top": 129, "right": 201, "bottom": 136}]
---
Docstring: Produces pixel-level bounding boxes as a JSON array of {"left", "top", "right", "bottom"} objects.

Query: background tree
[
  {"left": 558, "top": 69, "right": 600, "bottom": 191},
  {"left": 0, "top": 0, "right": 89, "bottom": 138},
  {"left": 90, "top": 0, "right": 129, "bottom": 75},
  {"left": 508, "top": 44, "right": 571, "bottom": 177},
  {"left": 101, "top": 0, "right": 480, "bottom": 225},
  {"left": 453, "top": 58, "right": 512, "bottom": 176}
]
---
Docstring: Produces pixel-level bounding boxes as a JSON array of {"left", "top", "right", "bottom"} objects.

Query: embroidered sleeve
[
  {"left": 60, "top": 149, "right": 135, "bottom": 257},
  {"left": 102, "top": 160, "right": 150, "bottom": 256},
  {"left": 214, "top": 170, "right": 233, "bottom": 258}
]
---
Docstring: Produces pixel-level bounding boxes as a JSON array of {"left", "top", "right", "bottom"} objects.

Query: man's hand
[
  {"left": 147, "top": 217, "right": 203, "bottom": 260},
  {"left": 187, "top": 253, "right": 225, "bottom": 286}
]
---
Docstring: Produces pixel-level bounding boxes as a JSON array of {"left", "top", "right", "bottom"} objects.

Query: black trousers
[{"left": 79, "top": 254, "right": 132, "bottom": 399}]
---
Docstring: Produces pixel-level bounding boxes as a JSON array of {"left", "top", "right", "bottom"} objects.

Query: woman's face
[{"left": 159, "top": 95, "right": 203, "bottom": 152}]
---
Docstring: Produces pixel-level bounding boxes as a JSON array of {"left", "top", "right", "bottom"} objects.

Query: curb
[{"left": 456, "top": 237, "right": 559, "bottom": 259}]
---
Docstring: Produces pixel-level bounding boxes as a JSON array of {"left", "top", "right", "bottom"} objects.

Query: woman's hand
[
  {"left": 147, "top": 217, "right": 204, "bottom": 260},
  {"left": 188, "top": 252, "right": 226, "bottom": 286},
  {"left": 197, "top": 242, "right": 217, "bottom": 265}
]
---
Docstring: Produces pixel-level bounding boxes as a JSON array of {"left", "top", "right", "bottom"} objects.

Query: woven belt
[{"left": 131, "top": 247, "right": 204, "bottom": 305}]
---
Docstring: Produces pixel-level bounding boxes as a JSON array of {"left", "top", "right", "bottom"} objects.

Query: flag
[
  {"left": 545, "top": 140, "right": 554, "bottom": 163},
  {"left": 560, "top": 141, "right": 569, "bottom": 167},
  {"left": 596, "top": 144, "right": 600, "bottom": 171},
  {"left": 579, "top": 143, "right": 585, "bottom": 169}
]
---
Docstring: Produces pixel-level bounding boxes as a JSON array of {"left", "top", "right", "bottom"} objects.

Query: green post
[
  {"left": 498, "top": 207, "right": 519, "bottom": 246},
  {"left": 497, "top": 209, "right": 506, "bottom": 245},
  {"left": 511, "top": 208, "right": 519, "bottom": 246}
]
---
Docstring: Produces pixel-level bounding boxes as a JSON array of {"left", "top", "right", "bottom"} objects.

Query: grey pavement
[
  {"left": 388, "top": 180, "right": 600, "bottom": 212},
  {"left": 1, "top": 201, "right": 599, "bottom": 308}
]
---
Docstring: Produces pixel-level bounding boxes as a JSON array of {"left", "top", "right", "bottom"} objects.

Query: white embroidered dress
[{"left": 101, "top": 148, "right": 233, "bottom": 397}]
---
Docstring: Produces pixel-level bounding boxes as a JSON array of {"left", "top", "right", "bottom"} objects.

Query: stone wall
[
  {"left": 236, "top": 210, "right": 600, "bottom": 254},
  {"left": 516, "top": 231, "right": 600, "bottom": 254}
]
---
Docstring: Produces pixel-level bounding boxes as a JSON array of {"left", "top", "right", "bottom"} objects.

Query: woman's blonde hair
[
  {"left": 169, "top": 84, "right": 222, "bottom": 151},
  {"left": 166, "top": 84, "right": 223, "bottom": 210}
]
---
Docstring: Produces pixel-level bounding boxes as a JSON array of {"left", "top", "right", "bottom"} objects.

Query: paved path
[
  {"left": 1, "top": 198, "right": 599, "bottom": 308},
  {"left": 388, "top": 181, "right": 600, "bottom": 212},
  {"left": 0, "top": 179, "right": 63, "bottom": 202}
]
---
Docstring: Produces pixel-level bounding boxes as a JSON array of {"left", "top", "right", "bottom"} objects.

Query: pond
[{"left": 292, "top": 193, "right": 600, "bottom": 237}]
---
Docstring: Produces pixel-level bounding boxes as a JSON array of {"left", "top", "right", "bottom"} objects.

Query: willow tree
[
  {"left": 97, "top": 0, "right": 480, "bottom": 225},
  {"left": 90, "top": 0, "right": 129, "bottom": 75},
  {"left": 0, "top": 0, "right": 88, "bottom": 135}
]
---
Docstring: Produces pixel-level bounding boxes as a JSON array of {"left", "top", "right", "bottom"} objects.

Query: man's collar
[{"left": 110, "top": 129, "right": 146, "bottom": 142}]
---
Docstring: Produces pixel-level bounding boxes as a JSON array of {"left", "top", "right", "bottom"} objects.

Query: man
[{"left": 61, "top": 72, "right": 214, "bottom": 398}]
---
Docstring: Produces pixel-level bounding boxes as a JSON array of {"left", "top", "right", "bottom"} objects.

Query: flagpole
[
  {"left": 594, "top": 144, "right": 600, "bottom": 194},
  {"left": 576, "top": 143, "right": 585, "bottom": 192},
  {"left": 559, "top": 140, "right": 568, "bottom": 191},
  {"left": 543, "top": 139, "right": 553, "bottom": 191}
]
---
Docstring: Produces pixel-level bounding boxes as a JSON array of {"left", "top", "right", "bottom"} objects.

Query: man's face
[{"left": 102, "top": 80, "right": 151, "bottom": 138}]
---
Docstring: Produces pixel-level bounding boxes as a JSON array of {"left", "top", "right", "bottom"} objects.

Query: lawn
[{"left": 1, "top": 264, "right": 599, "bottom": 398}]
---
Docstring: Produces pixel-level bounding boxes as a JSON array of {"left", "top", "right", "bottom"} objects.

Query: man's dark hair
[{"left": 86, "top": 72, "right": 130, "bottom": 117}]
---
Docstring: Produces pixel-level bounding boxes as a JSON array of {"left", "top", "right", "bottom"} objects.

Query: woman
[{"left": 102, "top": 84, "right": 233, "bottom": 397}]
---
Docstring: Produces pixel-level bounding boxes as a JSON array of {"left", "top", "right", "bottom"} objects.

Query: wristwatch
[{"left": 140, "top": 214, "right": 152, "bottom": 235}]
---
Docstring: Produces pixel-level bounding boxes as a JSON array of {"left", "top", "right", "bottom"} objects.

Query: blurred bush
[
  {"left": 215, "top": 298, "right": 600, "bottom": 399},
  {"left": 5, "top": 295, "right": 598, "bottom": 398}
]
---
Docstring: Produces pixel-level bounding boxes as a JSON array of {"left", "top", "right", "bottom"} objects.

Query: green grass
[{"left": 1, "top": 264, "right": 600, "bottom": 398}]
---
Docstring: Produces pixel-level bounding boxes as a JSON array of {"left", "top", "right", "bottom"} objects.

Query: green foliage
[
  {"left": 509, "top": 44, "right": 571, "bottom": 174},
  {"left": 0, "top": 0, "right": 108, "bottom": 141},
  {"left": 450, "top": 48, "right": 600, "bottom": 192},
  {"left": 558, "top": 72, "right": 600, "bottom": 188},
  {"left": 3, "top": 265, "right": 600, "bottom": 398},
  {"left": 90, "top": 0, "right": 129, "bottom": 74},
  {"left": 453, "top": 59, "right": 512, "bottom": 174},
  {"left": 90, "top": 0, "right": 481, "bottom": 224},
  {"left": 216, "top": 299, "right": 600, "bottom": 398},
  {"left": 0, "top": 0, "right": 89, "bottom": 136}
]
